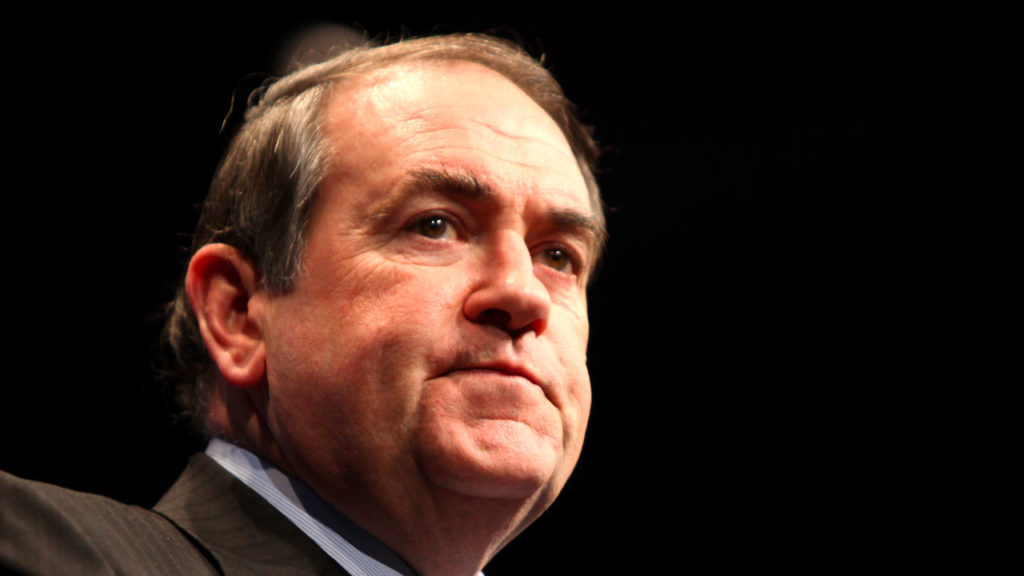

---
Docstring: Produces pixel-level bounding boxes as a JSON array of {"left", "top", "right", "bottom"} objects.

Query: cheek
[
  {"left": 549, "top": 314, "right": 593, "bottom": 464},
  {"left": 563, "top": 371, "right": 592, "bottom": 459},
  {"left": 334, "top": 253, "right": 467, "bottom": 322},
  {"left": 262, "top": 259, "right": 467, "bottom": 432},
  {"left": 549, "top": 357, "right": 591, "bottom": 492}
]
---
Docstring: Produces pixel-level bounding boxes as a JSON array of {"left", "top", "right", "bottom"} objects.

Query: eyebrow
[
  {"left": 407, "top": 167, "right": 494, "bottom": 201},
  {"left": 374, "top": 166, "right": 607, "bottom": 261},
  {"left": 368, "top": 168, "right": 489, "bottom": 227}
]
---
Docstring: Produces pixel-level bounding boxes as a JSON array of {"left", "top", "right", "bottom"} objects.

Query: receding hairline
[
  {"left": 317, "top": 50, "right": 602, "bottom": 207},
  {"left": 313, "top": 61, "right": 606, "bottom": 254},
  {"left": 256, "top": 34, "right": 561, "bottom": 115}
]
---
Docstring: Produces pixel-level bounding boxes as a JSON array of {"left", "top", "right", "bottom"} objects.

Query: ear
[{"left": 185, "top": 243, "right": 267, "bottom": 388}]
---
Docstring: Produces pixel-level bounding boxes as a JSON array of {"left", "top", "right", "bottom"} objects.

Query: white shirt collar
[{"left": 205, "top": 438, "right": 420, "bottom": 576}]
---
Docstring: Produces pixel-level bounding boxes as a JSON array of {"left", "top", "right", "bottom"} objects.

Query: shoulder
[{"left": 0, "top": 469, "right": 217, "bottom": 576}]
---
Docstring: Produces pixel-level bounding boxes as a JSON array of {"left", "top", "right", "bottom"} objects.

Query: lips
[
  {"left": 440, "top": 356, "right": 547, "bottom": 394},
  {"left": 446, "top": 362, "right": 538, "bottom": 385}
]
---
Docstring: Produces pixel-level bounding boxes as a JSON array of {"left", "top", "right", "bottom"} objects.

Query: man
[{"left": 1, "top": 32, "right": 605, "bottom": 576}]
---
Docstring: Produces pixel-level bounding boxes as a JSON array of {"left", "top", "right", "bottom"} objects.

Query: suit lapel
[{"left": 154, "top": 454, "right": 350, "bottom": 576}]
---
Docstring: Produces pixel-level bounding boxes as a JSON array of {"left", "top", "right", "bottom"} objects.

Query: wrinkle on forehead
[
  {"left": 322, "top": 60, "right": 593, "bottom": 217},
  {"left": 390, "top": 107, "right": 575, "bottom": 163}
]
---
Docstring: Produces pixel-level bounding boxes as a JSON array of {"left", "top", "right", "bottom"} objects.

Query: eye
[
  {"left": 535, "top": 246, "right": 577, "bottom": 274},
  {"left": 415, "top": 215, "right": 457, "bottom": 240}
]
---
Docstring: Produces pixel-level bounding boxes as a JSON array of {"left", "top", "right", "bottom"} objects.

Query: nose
[{"left": 464, "top": 234, "right": 551, "bottom": 337}]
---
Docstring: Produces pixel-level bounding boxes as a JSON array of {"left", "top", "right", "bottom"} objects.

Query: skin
[{"left": 187, "top": 60, "right": 599, "bottom": 575}]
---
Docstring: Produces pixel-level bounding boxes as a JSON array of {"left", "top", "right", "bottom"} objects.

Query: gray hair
[{"left": 161, "top": 32, "right": 604, "bottom": 432}]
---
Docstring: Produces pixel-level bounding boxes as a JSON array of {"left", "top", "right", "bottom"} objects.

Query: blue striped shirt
[{"left": 206, "top": 439, "right": 466, "bottom": 576}]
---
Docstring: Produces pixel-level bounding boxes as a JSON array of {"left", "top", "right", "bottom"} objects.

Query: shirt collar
[{"left": 205, "top": 438, "right": 419, "bottom": 576}]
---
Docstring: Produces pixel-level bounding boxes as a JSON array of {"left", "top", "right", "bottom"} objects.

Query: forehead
[{"left": 320, "top": 60, "right": 592, "bottom": 215}]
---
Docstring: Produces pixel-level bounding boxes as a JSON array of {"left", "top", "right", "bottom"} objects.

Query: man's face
[{"left": 255, "top": 61, "right": 597, "bottom": 523}]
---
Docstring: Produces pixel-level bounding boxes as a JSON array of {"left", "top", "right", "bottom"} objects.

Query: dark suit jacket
[{"left": 0, "top": 454, "right": 351, "bottom": 575}]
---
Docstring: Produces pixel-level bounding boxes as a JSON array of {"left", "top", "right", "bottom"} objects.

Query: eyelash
[
  {"left": 414, "top": 213, "right": 460, "bottom": 240},
  {"left": 406, "top": 213, "right": 584, "bottom": 276},
  {"left": 535, "top": 245, "right": 582, "bottom": 276}
]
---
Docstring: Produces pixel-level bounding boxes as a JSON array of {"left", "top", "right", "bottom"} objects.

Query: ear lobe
[{"left": 185, "top": 243, "right": 267, "bottom": 389}]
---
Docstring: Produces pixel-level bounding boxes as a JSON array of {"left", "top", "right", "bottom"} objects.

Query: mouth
[
  {"left": 435, "top": 349, "right": 557, "bottom": 408},
  {"left": 438, "top": 362, "right": 557, "bottom": 429},
  {"left": 445, "top": 362, "right": 539, "bottom": 386},
  {"left": 440, "top": 355, "right": 547, "bottom": 392}
]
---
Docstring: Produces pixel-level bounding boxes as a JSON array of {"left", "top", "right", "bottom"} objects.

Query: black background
[{"left": 6, "top": 2, "right": 866, "bottom": 573}]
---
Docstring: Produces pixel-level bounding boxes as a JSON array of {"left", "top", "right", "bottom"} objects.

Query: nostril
[
  {"left": 462, "top": 253, "right": 553, "bottom": 337},
  {"left": 473, "top": 307, "right": 547, "bottom": 338},
  {"left": 477, "top": 308, "right": 513, "bottom": 330}
]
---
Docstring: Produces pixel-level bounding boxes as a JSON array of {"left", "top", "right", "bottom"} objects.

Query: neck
[
  {"left": 348, "top": 484, "right": 546, "bottom": 576},
  {"left": 205, "top": 381, "right": 552, "bottom": 576},
  {"left": 287, "top": 449, "right": 552, "bottom": 576}
]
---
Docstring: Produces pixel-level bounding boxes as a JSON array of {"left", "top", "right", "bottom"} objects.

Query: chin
[
  {"left": 417, "top": 420, "right": 566, "bottom": 501},
  {"left": 436, "top": 464, "right": 556, "bottom": 502}
]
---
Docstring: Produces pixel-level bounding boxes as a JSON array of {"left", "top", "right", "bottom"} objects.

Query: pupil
[{"left": 422, "top": 217, "right": 445, "bottom": 237}]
